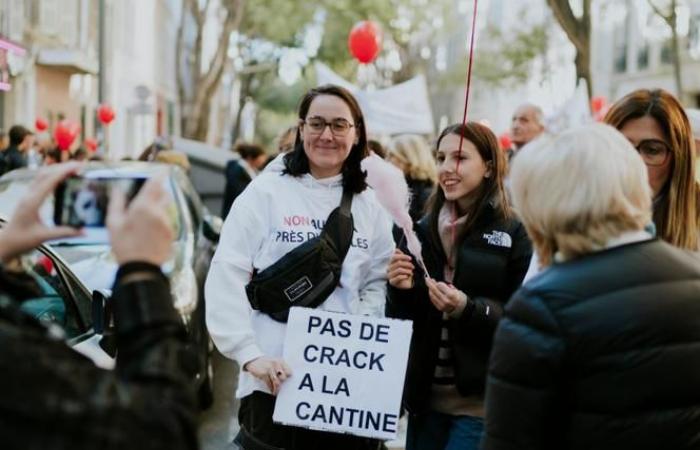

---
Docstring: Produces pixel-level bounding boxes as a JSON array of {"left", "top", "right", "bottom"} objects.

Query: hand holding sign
[{"left": 245, "top": 357, "right": 292, "bottom": 395}]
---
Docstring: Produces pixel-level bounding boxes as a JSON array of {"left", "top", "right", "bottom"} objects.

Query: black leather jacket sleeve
[
  {"left": 0, "top": 262, "right": 199, "bottom": 450},
  {"left": 481, "top": 287, "right": 565, "bottom": 450}
]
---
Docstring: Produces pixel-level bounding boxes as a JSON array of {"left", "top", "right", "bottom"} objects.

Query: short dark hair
[
  {"left": 283, "top": 84, "right": 368, "bottom": 194},
  {"left": 235, "top": 143, "right": 265, "bottom": 160},
  {"left": 9, "top": 125, "right": 33, "bottom": 146}
]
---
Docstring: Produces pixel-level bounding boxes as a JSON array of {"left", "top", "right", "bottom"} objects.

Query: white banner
[
  {"left": 273, "top": 307, "right": 412, "bottom": 440},
  {"left": 315, "top": 62, "right": 435, "bottom": 135}
]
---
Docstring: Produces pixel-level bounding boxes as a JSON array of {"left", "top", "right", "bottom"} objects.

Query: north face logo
[{"left": 482, "top": 231, "right": 512, "bottom": 248}]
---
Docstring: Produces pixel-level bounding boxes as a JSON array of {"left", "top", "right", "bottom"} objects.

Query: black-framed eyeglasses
[
  {"left": 303, "top": 116, "right": 355, "bottom": 136},
  {"left": 634, "top": 139, "right": 671, "bottom": 167}
]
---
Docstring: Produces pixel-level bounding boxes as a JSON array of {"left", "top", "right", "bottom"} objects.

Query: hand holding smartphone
[{"left": 54, "top": 176, "right": 147, "bottom": 228}]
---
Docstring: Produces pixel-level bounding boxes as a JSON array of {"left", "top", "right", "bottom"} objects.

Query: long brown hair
[
  {"left": 283, "top": 84, "right": 368, "bottom": 193},
  {"left": 427, "top": 122, "right": 511, "bottom": 245},
  {"left": 604, "top": 88, "right": 699, "bottom": 250}
]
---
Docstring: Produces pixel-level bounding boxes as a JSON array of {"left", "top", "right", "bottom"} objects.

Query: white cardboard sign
[{"left": 273, "top": 307, "right": 412, "bottom": 440}]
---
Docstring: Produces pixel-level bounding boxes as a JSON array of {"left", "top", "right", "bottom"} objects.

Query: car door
[{"left": 18, "top": 246, "right": 92, "bottom": 341}]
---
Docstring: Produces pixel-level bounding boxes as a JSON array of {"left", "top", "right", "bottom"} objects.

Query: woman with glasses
[
  {"left": 205, "top": 85, "right": 394, "bottom": 450},
  {"left": 604, "top": 88, "right": 699, "bottom": 251},
  {"left": 386, "top": 123, "right": 532, "bottom": 450}
]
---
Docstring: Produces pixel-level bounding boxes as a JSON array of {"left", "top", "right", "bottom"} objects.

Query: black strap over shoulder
[
  {"left": 321, "top": 189, "right": 353, "bottom": 261},
  {"left": 245, "top": 189, "right": 355, "bottom": 322}
]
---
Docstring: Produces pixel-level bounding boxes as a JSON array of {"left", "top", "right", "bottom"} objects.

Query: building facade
[{"left": 0, "top": 0, "right": 182, "bottom": 158}]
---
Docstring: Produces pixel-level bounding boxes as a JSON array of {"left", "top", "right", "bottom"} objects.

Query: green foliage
[
  {"left": 239, "top": 0, "right": 317, "bottom": 45},
  {"left": 252, "top": 74, "right": 312, "bottom": 114},
  {"left": 236, "top": 0, "right": 459, "bottom": 140},
  {"left": 471, "top": 25, "right": 549, "bottom": 88},
  {"left": 255, "top": 109, "right": 297, "bottom": 151}
]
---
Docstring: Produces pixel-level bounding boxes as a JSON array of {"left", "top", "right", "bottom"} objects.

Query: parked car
[
  {"left": 0, "top": 218, "right": 114, "bottom": 368},
  {"left": 0, "top": 162, "right": 222, "bottom": 408}
]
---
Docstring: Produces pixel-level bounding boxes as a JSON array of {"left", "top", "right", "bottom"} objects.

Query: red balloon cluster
[
  {"left": 590, "top": 96, "right": 609, "bottom": 122},
  {"left": 54, "top": 120, "right": 81, "bottom": 151},
  {"left": 348, "top": 21, "right": 382, "bottom": 64},
  {"left": 84, "top": 137, "right": 98, "bottom": 152},
  {"left": 35, "top": 118, "right": 48, "bottom": 132},
  {"left": 97, "top": 103, "right": 116, "bottom": 125}
]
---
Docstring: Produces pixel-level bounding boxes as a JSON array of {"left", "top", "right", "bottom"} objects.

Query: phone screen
[{"left": 54, "top": 177, "right": 146, "bottom": 227}]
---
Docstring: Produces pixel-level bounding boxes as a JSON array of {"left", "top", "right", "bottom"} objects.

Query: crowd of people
[{"left": 0, "top": 82, "right": 698, "bottom": 450}]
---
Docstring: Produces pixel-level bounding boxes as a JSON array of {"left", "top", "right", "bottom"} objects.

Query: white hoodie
[{"left": 205, "top": 169, "right": 395, "bottom": 398}]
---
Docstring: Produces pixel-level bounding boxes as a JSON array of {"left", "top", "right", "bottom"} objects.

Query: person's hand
[
  {"left": 387, "top": 249, "right": 415, "bottom": 289},
  {"left": 426, "top": 278, "right": 468, "bottom": 315},
  {"left": 0, "top": 162, "right": 83, "bottom": 264},
  {"left": 244, "top": 356, "right": 292, "bottom": 395},
  {"left": 107, "top": 175, "right": 174, "bottom": 265}
]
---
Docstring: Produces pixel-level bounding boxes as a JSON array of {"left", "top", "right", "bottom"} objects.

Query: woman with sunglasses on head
[
  {"left": 386, "top": 123, "right": 532, "bottom": 450},
  {"left": 604, "top": 88, "right": 700, "bottom": 251},
  {"left": 205, "top": 85, "right": 394, "bottom": 450}
]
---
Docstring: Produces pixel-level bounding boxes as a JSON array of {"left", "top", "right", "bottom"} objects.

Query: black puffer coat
[{"left": 482, "top": 239, "right": 700, "bottom": 450}]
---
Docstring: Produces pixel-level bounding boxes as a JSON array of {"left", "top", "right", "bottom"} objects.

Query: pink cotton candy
[{"left": 361, "top": 153, "right": 429, "bottom": 276}]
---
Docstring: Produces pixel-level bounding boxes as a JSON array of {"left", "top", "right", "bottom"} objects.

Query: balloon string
[{"left": 450, "top": 0, "right": 479, "bottom": 271}]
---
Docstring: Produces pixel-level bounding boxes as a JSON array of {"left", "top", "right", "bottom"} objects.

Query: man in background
[
  {"left": 221, "top": 143, "right": 268, "bottom": 219},
  {"left": 507, "top": 103, "right": 545, "bottom": 161},
  {"left": 4, "top": 125, "right": 35, "bottom": 173}
]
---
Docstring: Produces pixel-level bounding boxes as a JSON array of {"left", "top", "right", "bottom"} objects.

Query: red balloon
[
  {"left": 54, "top": 120, "right": 81, "bottom": 151},
  {"left": 84, "top": 138, "right": 98, "bottom": 152},
  {"left": 97, "top": 103, "right": 116, "bottom": 125},
  {"left": 37, "top": 255, "right": 54, "bottom": 274},
  {"left": 590, "top": 96, "right": 607, "bottom": 114},
  {"left": 35, "top": 118, "right": 48, "bottom": 132},
  {"left": 348, "top": 21, "right": 382, "bottom": 64},
  {"left": 499, "top": 133, "right": 512, "bottom": 150}
]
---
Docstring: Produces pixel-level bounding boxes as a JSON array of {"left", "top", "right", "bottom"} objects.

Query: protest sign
[{"left": 273, "top": 307, "right": 412, "bottom": 440}]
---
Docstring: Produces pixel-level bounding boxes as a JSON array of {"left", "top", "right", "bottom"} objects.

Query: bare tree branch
[
  {"left": 545, "top": 0, "right": 592, "bottom": 98},
  {"left": 545, "top": 0, "right": 585, "bottom": 50},
  {"left": 175, "top": 2, "right": 190, "bottom": 115},
  {"left": 647, "top": 0, "right": 674, "bottom": 27},
  {"left": 181, "top": 0, "right": 246, "bottom": 139}
]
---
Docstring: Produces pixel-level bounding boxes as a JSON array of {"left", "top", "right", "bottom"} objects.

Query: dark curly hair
[{"left": 283, "top": 84, "right": 368, "bottom": 193}]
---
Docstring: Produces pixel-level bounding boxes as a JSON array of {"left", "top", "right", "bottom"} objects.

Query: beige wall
[{"left": 35, "top": 66, "right": 80, "bottom": 123}]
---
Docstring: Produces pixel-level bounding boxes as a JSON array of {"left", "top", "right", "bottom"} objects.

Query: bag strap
[{"left": 320, "top": 189, "right": 354, "bottom": 262}]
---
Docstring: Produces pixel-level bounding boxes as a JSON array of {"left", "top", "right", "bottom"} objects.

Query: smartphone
[{"left": 54, "top": 176, "right": 147, "bottom": 227}]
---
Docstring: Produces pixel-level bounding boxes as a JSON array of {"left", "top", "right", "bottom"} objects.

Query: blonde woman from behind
[{"left": 482, "top": 124, "right": 700, "bottom": 450}]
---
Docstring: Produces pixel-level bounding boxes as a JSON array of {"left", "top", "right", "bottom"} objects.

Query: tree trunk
[
  {"left": 575, "top": 46, "right": 592, "bottom": 99},
  {"left": 670, "top": 20, "right": 684, "bottom": 101},
  {"left": 231, "top": 73, "right": 252, "bottom": 144},
  {"left": 177, "top": 0, "right": 246, "bottom": 142},
  {"left": 546, "top": 0, "right": 592, "bottom": 99},
  {"left": 648, "top": 0, "right": 683, "bottom": 101}
]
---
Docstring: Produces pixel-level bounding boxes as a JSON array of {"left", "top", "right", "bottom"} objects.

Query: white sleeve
[
  {"left": 357, "top": 208, "right": 395, "bottom": 317},
  {"left": 522, "top": 251, "right": 541, "bottom": 284},
  {"left": 205, "top": 199, "right": 265, "bottom": 367}
]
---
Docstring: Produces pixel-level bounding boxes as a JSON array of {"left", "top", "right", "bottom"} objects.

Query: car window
[
  {"left": 17, "top": 248, "right": 88, "bottom": 339},
  {"left": 175, "top": 172, "right": 203, "bottom": 229}
]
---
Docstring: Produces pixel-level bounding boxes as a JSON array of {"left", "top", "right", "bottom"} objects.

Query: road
[{"left": 199, "top": 349, "right": 240, "bottom": 450}]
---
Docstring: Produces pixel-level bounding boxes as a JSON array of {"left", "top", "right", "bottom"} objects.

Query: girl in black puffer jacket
[{"left": 386, "top": 123, "right": 532, "bottom": 450}]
